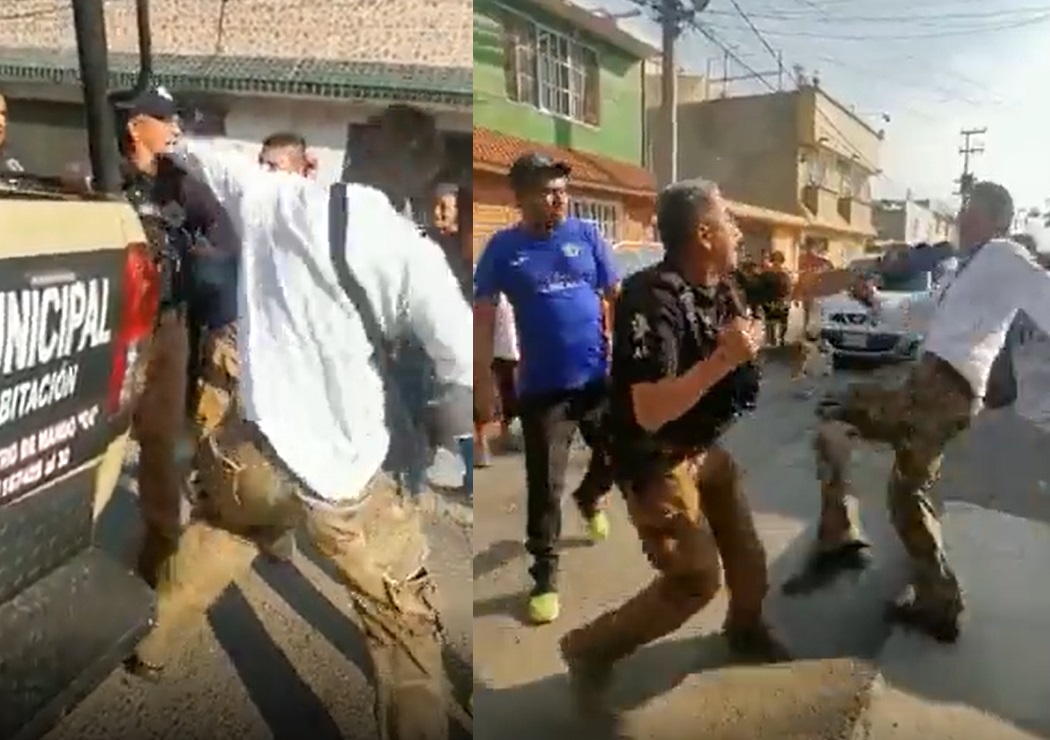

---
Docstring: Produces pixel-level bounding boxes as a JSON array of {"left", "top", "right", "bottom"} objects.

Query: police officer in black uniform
[
  {"left": 117, "top": 89, "right": 239, "bottom": 679},
  {"left": 559, "top": 179, "right": 788, "bottom": 706}
]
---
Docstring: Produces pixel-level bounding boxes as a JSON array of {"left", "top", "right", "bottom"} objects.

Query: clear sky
[{"left": 587, "top": 0, "right": 1050, "bottom": 220}]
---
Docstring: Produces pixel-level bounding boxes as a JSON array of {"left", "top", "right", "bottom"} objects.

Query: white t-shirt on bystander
[{"left": 493, "top": 294, "right": 520, "bottom": 362}]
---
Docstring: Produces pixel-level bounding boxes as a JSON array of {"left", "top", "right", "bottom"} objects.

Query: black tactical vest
[
  {"left": 124, "top": 168, "right": 190, "bottom": 313},
  {"left": 610, "top": 265, "right": 761, "bottom": 478}
]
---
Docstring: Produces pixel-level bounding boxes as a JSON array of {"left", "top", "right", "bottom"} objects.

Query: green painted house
[{"left": 472, "top": 0, "right": 659, "bottom": 247}]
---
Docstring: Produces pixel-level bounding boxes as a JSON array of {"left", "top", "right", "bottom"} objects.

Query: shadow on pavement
[
  {"left": 96, "top": 461, "right": 472, "bottom": 740},
  {"left": 473, "top": 539, "right": 525, "bottom": 580},
  {"left": 473, "top": 537, "right": 594, "bottom": 581},
  {"left": 208, "top": 585, "right": 346, "bottom": 740},
  {"left": 475, "top": 632, "right": 756, "bottom": 738}
]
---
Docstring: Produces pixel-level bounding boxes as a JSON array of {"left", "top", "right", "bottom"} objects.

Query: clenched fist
[{"left": 718, "top": 317, "right": 765, "bottom": 367}]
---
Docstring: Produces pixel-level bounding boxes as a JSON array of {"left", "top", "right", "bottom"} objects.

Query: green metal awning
[{"left": 0, "top": 47, "right": 471, "bottom": 107}]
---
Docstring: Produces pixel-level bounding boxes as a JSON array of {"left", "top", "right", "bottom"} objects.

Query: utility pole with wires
[
  {"left": 956, "top": 127, "right": 986, "bottom": 201},
  {"left": 628, "top": 0, "right": 711, "bottom": 188}
]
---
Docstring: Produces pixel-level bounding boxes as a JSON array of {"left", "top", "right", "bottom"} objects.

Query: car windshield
[
  {"left": 613, "top": 244, "right": 664, "bottom": 278},
  {"left": 879, "top": 269, "right": 931, "bottom": 293}
]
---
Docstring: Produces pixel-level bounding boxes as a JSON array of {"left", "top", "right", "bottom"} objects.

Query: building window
[
  {"left": 837, "top": 158, "right": 852, "bottom": 196},
  {"left": 502, "top": 11, "right": 601, "bottom": 125},
  {"left": 571, "top": 197, "right": 620, "bottom": 242},
  {"left": 805, "top": 152, "right": 827, "bottom": 187},
  {"left": 852, "top": 171, "right": 870, "bottom": 201}
]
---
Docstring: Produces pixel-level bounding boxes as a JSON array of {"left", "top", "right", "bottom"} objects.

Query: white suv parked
[{"left": 818, "top": 266, "right": 939, "bottom": 365}]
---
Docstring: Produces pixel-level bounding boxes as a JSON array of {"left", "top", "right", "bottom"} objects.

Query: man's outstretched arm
[{"left": 180, "top": 137, "right": 260, "bottom": 212}]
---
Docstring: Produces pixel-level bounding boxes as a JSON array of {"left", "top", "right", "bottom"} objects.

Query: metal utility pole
[
  {"left": 630, "top": 0, "right": 710, "bottom": 188},
  {"left": 957, "top": 127, "right": 986, "bottom": 201},
  {"left": 659, "top": 1, "right": 681, "bottom": 189}
]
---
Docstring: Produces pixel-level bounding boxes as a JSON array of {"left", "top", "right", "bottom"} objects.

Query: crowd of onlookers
[{"left": 468, "top": 231, "right": 1049, "bottom": 462}]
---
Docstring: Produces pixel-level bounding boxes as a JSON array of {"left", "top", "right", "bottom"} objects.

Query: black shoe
[
  {"left": 885, "top": 598, "right": 961, "bottom": 644},
  {"left": 123, "top": 654, "right": 164, "bottom": 683},
  {"left": 781, "top": 540, "right": 872, "bottom": 596}
]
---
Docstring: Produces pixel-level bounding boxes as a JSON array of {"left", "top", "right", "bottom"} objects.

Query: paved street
[
  {"left": 43, "top": 454, "right": 473, "bottom": 740},
  {"left": 473, "top": 361, "right": 1050, "bottom": 739}
]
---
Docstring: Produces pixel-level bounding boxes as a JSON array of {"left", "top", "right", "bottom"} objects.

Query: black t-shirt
[{"left": 608, "top": 262, "right": 760, "bottom": 477}]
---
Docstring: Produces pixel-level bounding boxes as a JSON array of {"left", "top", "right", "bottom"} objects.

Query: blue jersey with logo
[{"left": 474, "top": 218, "right": 619, "bottom": 396}]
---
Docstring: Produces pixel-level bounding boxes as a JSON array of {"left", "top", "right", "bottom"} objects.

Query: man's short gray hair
[
  {"left": 969, "top": 180, "right": 1014, "bottom": 234},
  {"left": 656, "top": 178, "right": 719, "bottom": 255}
]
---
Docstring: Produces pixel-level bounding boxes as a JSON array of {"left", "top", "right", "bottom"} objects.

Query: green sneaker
[
  {"left": 585, "top": 511, "right": 610, "bottom": 543},
  {"left": 528, "top": 591, "right": 560, "bottom": 624}
]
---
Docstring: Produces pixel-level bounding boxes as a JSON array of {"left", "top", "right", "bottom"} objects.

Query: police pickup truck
[
  {"left": 0, "top": 2, "right": 161, "bottom": 738},
  {"left": 0, "top": 180, "right": 159, "bottom": 740}
]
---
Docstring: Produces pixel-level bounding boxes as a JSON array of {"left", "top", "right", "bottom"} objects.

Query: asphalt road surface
[
  {"left": 473, "top": 360, "right": 1050, "bottom": 739},
  {"left": 43, "top": 451, "right": 473, "bottom": 740}
]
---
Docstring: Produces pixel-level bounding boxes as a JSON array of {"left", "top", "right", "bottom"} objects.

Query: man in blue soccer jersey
[{"left": 474, "top": 152, "right": 619, "bottom": 624}]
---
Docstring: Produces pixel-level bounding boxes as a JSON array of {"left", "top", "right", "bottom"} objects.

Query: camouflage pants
[
  {"left": 135, "top": 329, "right": 453, "bottom": 740},
  {"left": 814, "top": 355, "right": 975, "bottom": 613},
  {"left": 561, "top": 446, "right": 768, "bottom": 663}
]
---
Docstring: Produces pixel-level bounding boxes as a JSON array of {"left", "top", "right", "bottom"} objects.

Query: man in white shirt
[
  {"left": 784, "top": 181, "right": 1050, "bottom": 644},
  {"left": 126, "top": 121, "right": 473, "bottom": 739}
]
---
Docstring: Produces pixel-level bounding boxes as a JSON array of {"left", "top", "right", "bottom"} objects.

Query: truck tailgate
[{"left": 0, "top": 249, "right": 154, "bottom": 740}]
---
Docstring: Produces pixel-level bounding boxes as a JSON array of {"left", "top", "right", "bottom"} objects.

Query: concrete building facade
[
  {"left": 675, "top": 82, "right": 883, "bottom": 267},
  {"left": 874, "top": 197, "right": 957, "bottom": 245}
]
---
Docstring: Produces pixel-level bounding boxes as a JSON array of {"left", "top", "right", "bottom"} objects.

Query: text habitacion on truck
[{"left": 0, "top": 278, "right": 112, "bottom": 427}]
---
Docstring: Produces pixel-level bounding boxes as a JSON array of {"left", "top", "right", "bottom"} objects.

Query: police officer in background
[
  {"left": 560, "top": 179, "right": 788, "bottom": 708},
  {"left": 117, "top": 88, "right": 240, "bottom": 653}
]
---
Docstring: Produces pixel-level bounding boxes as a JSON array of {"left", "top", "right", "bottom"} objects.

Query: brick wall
[
  {"left": 473, "top": 170, "right": 518, "bottom": 261},
  {"left": 1, "top": 0, "right": 472, "bottom": 68}
]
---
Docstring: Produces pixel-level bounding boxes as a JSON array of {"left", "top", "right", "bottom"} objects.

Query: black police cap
[{"left": 120, "top": 87, "right": 179, "bottom": 121}]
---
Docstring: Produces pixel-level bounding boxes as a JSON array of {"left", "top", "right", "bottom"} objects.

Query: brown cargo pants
[
  {"left": 134, "top": 329, "right": 457, "bottom": 740},
  {"left": 132, "top": 308, "right": 191, "bottom": 587},
  {"left": 560, "top": 446, "right": 771, "bottom": 665},
  {"left": 812, "top": 354, "right": 975, "bottom": 617}
]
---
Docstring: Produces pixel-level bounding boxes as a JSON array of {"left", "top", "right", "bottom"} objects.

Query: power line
[
  {"left": 813, "top": 55, "right": 994, "bottom": 108},
  {"left": 706, "top": 3, "right": 1050, "bottom": 23},
  {"left": 724, "top": 0, "right": 780, "bottom": 67},
  {"left": 688, "top": 22, "right": 882, "bottom": 173},
  {"left": 703, "top": 11, "right": 1050, "bottom": 40}
]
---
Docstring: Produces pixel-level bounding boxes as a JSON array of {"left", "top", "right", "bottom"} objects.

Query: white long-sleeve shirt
[
  {"left": 180, "top": 138, "right": 472, "bottom": 503},
  {"left": 886, "top": 239, "right": 1050, "bottom": 400}
]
